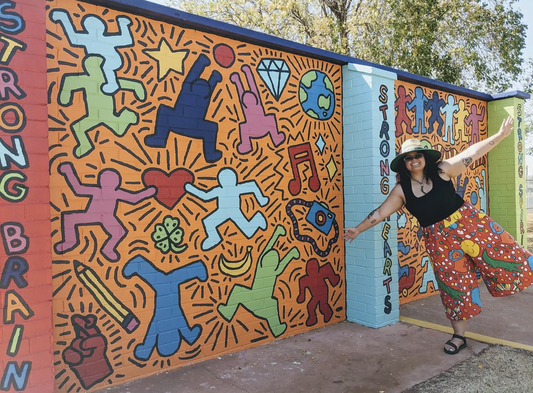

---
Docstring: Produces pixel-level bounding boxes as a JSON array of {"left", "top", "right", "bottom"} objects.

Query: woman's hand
[
  {"left": 343, "top": 227, "right": 360, "bottom": 243},
  {"left": 496, "top": 116, "right": 513, "bottom": 139}
]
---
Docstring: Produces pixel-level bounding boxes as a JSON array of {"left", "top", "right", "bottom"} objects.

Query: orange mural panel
[
  {"left": 394, "top": 81, "right": 488, "bottom": 304},
  {"left": 46, "top": 0, "right": 345, "bottom": 390}
]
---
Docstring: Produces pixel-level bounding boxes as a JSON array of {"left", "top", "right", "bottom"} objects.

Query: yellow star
[
  {"left": 409, "top": 215, "right": 418, "bottom": 231},
  {"left": 144, "top": 39, "right": 188, "bottom": 80}
]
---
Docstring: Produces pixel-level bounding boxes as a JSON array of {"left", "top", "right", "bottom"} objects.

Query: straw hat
[{"left": 390, "top": 139, "right": 441, "bottom": 172}]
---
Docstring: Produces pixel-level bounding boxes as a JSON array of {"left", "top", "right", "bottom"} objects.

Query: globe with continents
[{"left": 299, "top": 70, "right": 335, "bottom": 120}]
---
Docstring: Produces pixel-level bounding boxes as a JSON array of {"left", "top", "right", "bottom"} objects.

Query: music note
[{"left": 288, "top": 142, "right": 321, "bottom": 196}]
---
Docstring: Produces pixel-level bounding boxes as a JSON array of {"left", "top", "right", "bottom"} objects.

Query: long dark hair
[{"left": 395, "top": 152, "right": 441, "bottom": 184}]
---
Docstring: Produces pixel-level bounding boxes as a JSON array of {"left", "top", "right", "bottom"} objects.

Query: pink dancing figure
[
  {"left": 465, "top": 104, "right": 486, "bottom": 145},
  {"left": 54, "top": 163, "right": 156, "bottom": 262},
  {"left": 230, "top": 65, "right": 285, "bottom": 154}
]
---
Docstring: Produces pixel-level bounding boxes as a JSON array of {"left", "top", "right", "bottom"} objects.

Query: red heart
[{"left": 142, "top": 169, "right": 194, "bottom": 209}]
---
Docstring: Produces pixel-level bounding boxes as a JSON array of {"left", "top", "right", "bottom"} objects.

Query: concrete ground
[
  {"left": 401, "top": 284, "right": 533, "bottom": 347},
  {"left": 96, "top": 285, "right": 532, "bottom": 393}
]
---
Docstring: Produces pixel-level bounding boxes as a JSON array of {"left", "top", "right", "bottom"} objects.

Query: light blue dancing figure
[
  {"left": 420, "top": 256, "right": 438, "bottom": 294},
  {"left": 406, "top": 87, "right": 428, "bottom": 134},
  {"left": 474, "top": 169, "right": 487, "bottom": 213},
  {"left": 50, "top": 10, "right": 133, "bottom": 94},
  {"left": 185, "top": 168, "right": 269, "bottom": 250},
  {"left": 440, "top": 94, "right": 459, "bottom": 145}
]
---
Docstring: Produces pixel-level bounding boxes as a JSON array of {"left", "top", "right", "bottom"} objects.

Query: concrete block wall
[
  {"left": 0, "top": 0, "right": 527, "bottom": 391},
  {"left": 487, "top": 97, "right": 527, "bottom": 247},
  {"left": 343, "top": 63, "right": 399, "bottom": 328},
  {"left": 0, "top": 0, "right": 55, "bottom": 392}
]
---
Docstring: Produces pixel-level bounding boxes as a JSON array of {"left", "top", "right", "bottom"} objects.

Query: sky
[
  {"left": 514, "top": 0, "right": 533, "bottom": 173},
  {"left": 517, "top": 0, "right": 533, "bottom": 63},
  {"left": 145, "top": 0, "right": 533, "bottom": 87}
]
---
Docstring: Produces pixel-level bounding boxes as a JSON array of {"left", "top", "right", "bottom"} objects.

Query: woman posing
[{"left": 344, "top": 116, "right": 532, "bottom": 354}]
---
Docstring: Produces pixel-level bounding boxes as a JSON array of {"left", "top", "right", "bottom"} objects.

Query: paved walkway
[
  {"left": 401, "top": 284, "right": 533, "bottom": 349},
  {"left": 97, "top": 286, "right": 531, "bottom": 393}
]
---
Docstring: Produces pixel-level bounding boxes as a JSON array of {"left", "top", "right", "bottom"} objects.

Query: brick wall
[{"left": 0, "top": 0, "right": 54, "bottom": 392}]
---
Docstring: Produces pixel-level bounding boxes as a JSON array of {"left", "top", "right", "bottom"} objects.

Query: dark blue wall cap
[{"left": 491, "top": 90, "right": 531, "bottom": 101}]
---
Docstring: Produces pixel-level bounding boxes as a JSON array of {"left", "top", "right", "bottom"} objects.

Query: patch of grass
[{"left": 406, "top": 345, "right": 533, "bottom": 393}]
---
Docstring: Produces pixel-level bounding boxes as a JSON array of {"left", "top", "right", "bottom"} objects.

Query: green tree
[{"left": 168, "top": 0, "right": 528, "bottom": 94}]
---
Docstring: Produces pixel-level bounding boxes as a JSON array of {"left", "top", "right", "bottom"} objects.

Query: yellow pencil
[{"left": 74, "top": 260, "right": 139, "bottom": 333}]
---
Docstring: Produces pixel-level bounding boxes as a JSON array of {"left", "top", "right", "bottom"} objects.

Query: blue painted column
[{"left": 343, "top": 63, "right": 399, "bottom": 328}]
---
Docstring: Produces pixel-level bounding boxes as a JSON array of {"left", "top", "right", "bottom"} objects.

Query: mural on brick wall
[
  {"left": 45, "top": 0, "right": 345, "bottom": 390},
  {"left": 394, "top": 81, "right": 488, "bottom": 304}
]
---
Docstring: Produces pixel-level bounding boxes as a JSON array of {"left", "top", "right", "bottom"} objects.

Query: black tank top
[{"left": 400, "top": 174, "right": 464, "bottom": 227}]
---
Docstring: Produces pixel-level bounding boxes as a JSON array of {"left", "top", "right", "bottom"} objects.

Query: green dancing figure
[
  {"left": 218, "top": 225, "right": 299, "bottom": 337},
  {"left": 57, "top": 55, "right": 146, "bottom": 158}
]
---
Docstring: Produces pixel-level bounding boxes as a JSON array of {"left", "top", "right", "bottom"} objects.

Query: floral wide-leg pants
[{"left": 423, "top": 203, "right": 533, "bottom": 321}]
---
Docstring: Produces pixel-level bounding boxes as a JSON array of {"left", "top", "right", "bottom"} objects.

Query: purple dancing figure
[
  {"left": 145, "top": 54, "right": 223, "bottom": 162},
  {"left": 230, "top": 65, "right": 285, "bottom": 153},
  {"left": 465, "top": 104, "right": 486, "bottom": 146},
  {"left": 54, "top": 163, "right": 156, "bottom": 262}
]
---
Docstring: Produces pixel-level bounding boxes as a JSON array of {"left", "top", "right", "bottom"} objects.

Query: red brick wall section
[{"left": 0, "top": 0, "right": 54, "bottom": 392}]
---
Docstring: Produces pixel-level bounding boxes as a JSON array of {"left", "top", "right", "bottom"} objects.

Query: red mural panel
[{"left": 0, "top": 0, "right": 54, "bottom": 392}]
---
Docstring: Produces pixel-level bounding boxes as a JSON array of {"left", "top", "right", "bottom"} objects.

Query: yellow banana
[{"left": 219, "top": 246, "right": 253, "bottom": 277}]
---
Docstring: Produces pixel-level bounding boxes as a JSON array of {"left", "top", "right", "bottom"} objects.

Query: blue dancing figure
[
  {"left": 406, "top": 87, "right": 428, "bottom": 134},
  {"left": 123, "top": 256, "right": 208, "bottom": 360},
  {"left": 425, "top": 91, "right": 445, "bottom": 136},
  {"left": 145, "top": 54, "right": 223, "bottom": 162}
]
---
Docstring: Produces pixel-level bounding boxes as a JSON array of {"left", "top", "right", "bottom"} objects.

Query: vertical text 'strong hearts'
[{"left": 142, "top": 169, "right": 194, "bottom": 209}]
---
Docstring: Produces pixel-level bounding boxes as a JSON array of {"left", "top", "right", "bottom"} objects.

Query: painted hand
[{"left": 58, "top": 162, "right": 74, "bottom": 176}]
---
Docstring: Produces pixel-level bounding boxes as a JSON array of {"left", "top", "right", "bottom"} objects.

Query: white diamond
[{"left": 257, "top": 58, "right": 290, "bottom": 100}]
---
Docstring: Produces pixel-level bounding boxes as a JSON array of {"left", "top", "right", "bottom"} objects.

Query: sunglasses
[{"left": 403, "top": 153, "right": 424, "bottom": 163}]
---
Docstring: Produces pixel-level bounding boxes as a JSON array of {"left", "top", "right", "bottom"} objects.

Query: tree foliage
[{"left": 168, "top": 0, "right": 530, "bottom": 94}]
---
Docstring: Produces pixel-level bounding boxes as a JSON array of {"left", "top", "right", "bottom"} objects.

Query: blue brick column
[{"left": 343, "top": 64, "right": 399, "bottom": 328}]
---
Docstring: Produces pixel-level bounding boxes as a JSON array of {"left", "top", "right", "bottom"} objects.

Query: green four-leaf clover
[{"left": 151, "top": 216, "right": 188, "bottom": 254}]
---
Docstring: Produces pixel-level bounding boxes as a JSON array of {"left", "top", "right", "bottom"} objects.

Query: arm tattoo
[
  {"left": 462, "top": 157, "right": 473, "bottom": 167},
  {"left": 489, "top": 141, "right": 494, "bottom": 145},
  {"left": 367, "top": 208, "right": 378, "bottom": 224}
]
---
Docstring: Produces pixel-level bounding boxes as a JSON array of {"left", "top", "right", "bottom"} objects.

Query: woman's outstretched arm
[
  {"left": 439, "top": 116, "right": 513, "bottom": 178},
  {"left": 343, "top": 184, "right": 405, "bottom": 243}
]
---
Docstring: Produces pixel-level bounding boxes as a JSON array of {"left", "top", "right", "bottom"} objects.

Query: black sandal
[{"left": 443, "top": 334, "right": 467, "bottom": 355}]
